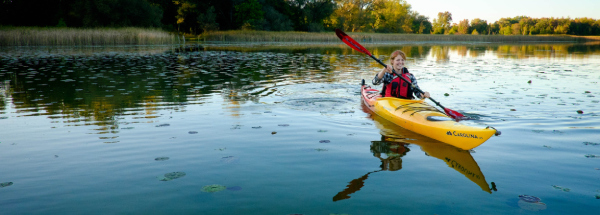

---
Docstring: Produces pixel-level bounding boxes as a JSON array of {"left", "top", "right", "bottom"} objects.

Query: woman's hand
[
  {"left": 422, "top": 92, "right": 431, "bottom": 99},
  {"left": 386, "top": 65, "right": 393, "bottom": 73}
]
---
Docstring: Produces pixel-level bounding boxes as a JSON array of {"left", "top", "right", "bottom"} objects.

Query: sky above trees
[{"left": 410, "top": 0, "right": 600, "bottom": 24}]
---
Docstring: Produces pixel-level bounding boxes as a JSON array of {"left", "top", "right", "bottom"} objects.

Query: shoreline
[{"left": 199, "top": 30, "right": 600, "bottom": 43}]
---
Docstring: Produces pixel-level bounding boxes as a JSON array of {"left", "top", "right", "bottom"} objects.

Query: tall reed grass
[
  {"left": 0, "top": 27, "right": 178, "bottom": 46},
  {"left": 201, "top": 30, "right": 600, "bottom": 43}
]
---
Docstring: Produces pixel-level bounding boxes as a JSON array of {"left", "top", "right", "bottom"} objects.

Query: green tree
[
  {"left": 198, "top": 6, "right": 219, "bottom": 32},
  {"left": 174, "top": 0, "right": 199, "bottom": 33},
  {"left": 68, "top": 0, "right": 162, "bottom": 28},
  {"left": 432, "top": 11, "right": 452, "bottom": 34},
  {"left": 457, "top": 19, "right": 470, "bottom": 34},
  {"left": 470, "top": 18, "right": 488, "bottom": 35},
  {"left": 329, "top": 0, "right": 375, "bottom": 32},
  {"left": 370, "top": 0, "right": 413, "bottom": 33},
  {"left": 234, "top": 0, "right": 265, "bottom": 30},
  {"left": 261, "top": 5, "right": 294, "bottom": 31},
  {"left": 412, "top": 14, "right": 432, "bottom": 34}
]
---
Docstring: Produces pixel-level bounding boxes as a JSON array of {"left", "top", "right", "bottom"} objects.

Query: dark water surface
[{"left": 1, "top": 42, "right": 599, "bottom": 214}]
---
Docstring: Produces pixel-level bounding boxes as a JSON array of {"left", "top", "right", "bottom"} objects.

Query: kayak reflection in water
[
  {"left": 332, "top": 109, "right": 494, "bottom": 202},
  {"left": 372, "top": 50, "right": 430, "bottom": 99}
]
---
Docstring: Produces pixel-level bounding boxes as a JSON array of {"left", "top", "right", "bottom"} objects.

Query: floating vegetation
[
  {"left": 583, "top": 142, "right": 599, "bottom": 146},
  {"left": 552, "top": 185, "right": 571, "bottom": 192},
  {"left": 585, "top": 154, "right": 599, "bottom": 158},
  {"left": 596, "top": 194, "right": 600, "bottom": 199},
  {"left": 0, "top": 182, "right": 13, "bottom": 188},
  {"left": 444, "top": 93, "right": 450, "bottom": 96},
  {"left": 0, "top": 116, "right": 8, "bottom": 119},
  {"left": 202, "top": 184, "right": 226, "bottom": 193},
  {"left": 518, "top": 199, "right": 547, "bottom": 211},
  {"left": 318, "top": 130, "right": 328, "bottom": 132},
  {"left": 519, "top": 195, "right": 541, "bottom": 203},
  {"left": 272, "top": 131, "right": 277, "bottom": 135},
  {"left": 278, "top": 124, "right": 290, "bottom": 127},
  {"left": 155, "top": 157, "right": 169, "bottom": 161},
  {"left": 226, "top": 186, "right": 242, "bottom": 191},
  {"left": 188, "top": 131, "right": 198, "bottom": 134},
  {"left": 577, "top": 110, "right": 584, "bottom": 114},
  {"left": 157, "top": 172, "right": 186, "bottom": 181},
  {"left": 543, "top": 145, "right": 552, "bottom": 148},
  {"left": 315, "top": 148, "right": 328, "bottom": 152},
  {"left": 221, "top": 156, "right": 239, "bottom": 164},
  {"left": 155, "top": 124, "right": 170, "bottom": 127},
  {"left": 532, "top": 130, "right": 544, "bottom": 133},
  {"left": 252, "top": 126, "right": 262, "bottom": 129},
  {"left": 121, "top": 127, "right": 134, "bottom": 129},
  {"left": 319, "top": 140, "right": 330, "bottom": 143}
]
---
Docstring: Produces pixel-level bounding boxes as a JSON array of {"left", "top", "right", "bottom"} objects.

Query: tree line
[{"left": 2, "top": 0, "right": 600, "bottom": 36}]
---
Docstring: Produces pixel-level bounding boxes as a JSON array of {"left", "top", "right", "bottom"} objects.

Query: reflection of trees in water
[
  {"left": 430, "top": 46, "right": 450, "bottom": 61},
  {"left": 0, "top": 50, "right": 342, "bottom": 134},
  {"left": 0, "top": 80, "right": 9, "bottom": 112}
]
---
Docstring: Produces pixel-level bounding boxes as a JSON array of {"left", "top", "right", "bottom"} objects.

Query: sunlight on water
[{"left": 1, "top": 42, "right": 599, "bottom": 214}]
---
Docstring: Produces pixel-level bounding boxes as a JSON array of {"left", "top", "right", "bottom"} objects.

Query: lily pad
[
  {"left": 155, "top": 157, "right": 169, "bottom": 161},
  {"left": 518, "top": 200, "right": 546, "bottom": 211},
  {"left": 221, "top": 156, "right": 239, "bottom": 164},
  {"left": 552, "top": 185, "right": 571, "bottom": 192},
  {"left": 0, "top": 182, "right": 13, "bottom": 188},
  {"left": 519, "top": 195, "right": 541, "bottom": 203},
  {"left": 202, "top": 184, "right": 226, "bottom": 192},
  {"left": 157, "top": 172, "right": 186, "bottom": 181}
]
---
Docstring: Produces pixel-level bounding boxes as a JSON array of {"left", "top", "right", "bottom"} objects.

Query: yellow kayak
[{"left": 361, "top": 83, "right": 499, "bottom": 150}]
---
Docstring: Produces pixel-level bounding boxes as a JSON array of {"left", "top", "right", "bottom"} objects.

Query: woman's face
[{"left": 392, "top": 56, "right": 405, "bottom": 71}]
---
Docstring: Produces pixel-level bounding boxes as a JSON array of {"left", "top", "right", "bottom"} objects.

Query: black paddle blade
[{"left": 335, "top": 29, "right": 371, "bottom": 56}]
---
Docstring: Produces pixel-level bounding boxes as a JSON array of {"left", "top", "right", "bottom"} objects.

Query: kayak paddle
[{"left": 334, "top": 29, "right": 468, "bottom": 120}]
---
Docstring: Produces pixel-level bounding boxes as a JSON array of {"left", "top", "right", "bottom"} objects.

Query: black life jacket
[{"left": 382, "top": 68, "right": 414, "bottom": 99}]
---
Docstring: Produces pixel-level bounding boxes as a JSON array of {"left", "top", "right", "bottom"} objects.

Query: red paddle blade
[
  {"left": 444, "top": 108, "right": 467, "bottom": 120},
  {"left": 335, "top": 29, "right": 371, "bottom": 56}
]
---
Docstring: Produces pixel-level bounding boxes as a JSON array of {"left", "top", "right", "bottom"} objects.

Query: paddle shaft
[{"left": 368, "top": 55, "right": 448, "bottom": 110}]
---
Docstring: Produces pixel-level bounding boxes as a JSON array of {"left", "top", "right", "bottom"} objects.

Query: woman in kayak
[{"left": 372, "top": 50, "right": 430, "bottom": 99}]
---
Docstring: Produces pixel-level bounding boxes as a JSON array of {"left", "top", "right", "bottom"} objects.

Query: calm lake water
[{"left": 1, "top": 42, "right": 599, "bottom": 214}]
